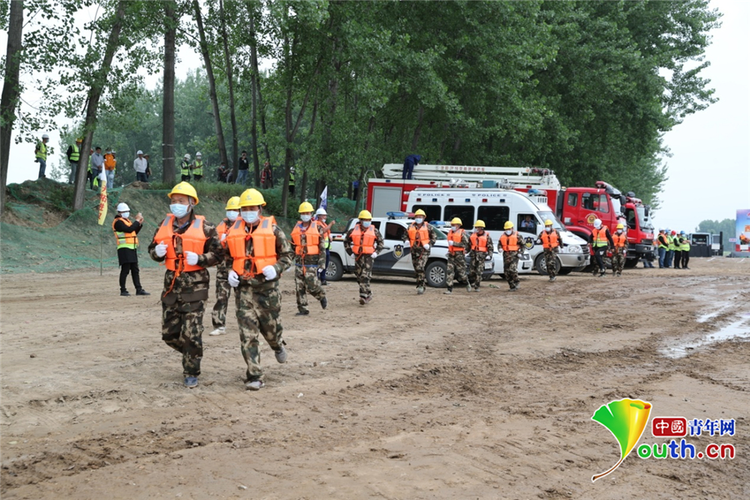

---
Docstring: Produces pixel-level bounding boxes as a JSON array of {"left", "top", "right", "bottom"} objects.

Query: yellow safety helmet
[
  {"left": 544, "top": 219, "right": 553, "bottom": 226},
  {"left": 504, "top": 221, "right": 514, "bottom": 230},
  {"left": 239, "top": 188, "right": 266, "bottom": 207},
  {"left": 450, "top": 217, "right": 462, "bottom": 226},
  {"left": 299, "top": 201, "right": 315, "bottom": 213},
  {"left": 414, "top": 209, "right": 426, "bottom": 217},
  {"left": 225, "top": 196, "right": 241, "bottom": 210},
  {"left": 358, "top": 210, "right": 373, "bottom": 220},
  {"left": 474, "top": 220, "right": 486, "bottom": 228},
  {"left": 616, "top": 223, "right": 624, "bottom": 229},
  {"left": 168, "top": 182, "right": 199, "bottom": 205}
]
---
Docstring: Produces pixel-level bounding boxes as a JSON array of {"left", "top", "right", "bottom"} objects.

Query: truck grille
[
  {"left": 580, "top": 244, "right": 589, "bottom": 255},
  {"left": 641, "top": 238, "right": 653, "bottom": 245}
]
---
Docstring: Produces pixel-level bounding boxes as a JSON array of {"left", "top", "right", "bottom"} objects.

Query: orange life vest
[
  {"left": 540, "top": 230, "right": 560, "bottom": 249},
  {"left": 448, "top": 228, "right": 465, "bottom": 253},
  {"left": 470, "top": 232, "right": 488, "bottom": 252},
  {"left": 112, "top": 217, "right": 138, "bottom": 249},
  {"left": 350, "top": 225, "right": 376, "bottom": 255},
  {"left": 408, "top": 223, "right": 430, "bottom": 247},
  {"left": 291, "top": 221, "right": 321, "bottom": 256},
  {"left": 103, "top": 153, "right": 116, "bottom": 170},
  {"left": 226, "top": 216, "right": 278, "bottom": 278},
  {"left": 500, "top": 231, "right": 521, "bottom": 252},
  {"left": 153, "top": 215, "right": 207, "bottom": 273},
  {"left": 613, "top": 232, "right": 627, "bottom": 248}
]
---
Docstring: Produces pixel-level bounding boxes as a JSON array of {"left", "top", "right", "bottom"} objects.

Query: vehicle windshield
[
  {"left": 537, "top": 211, "right": 564, "bottom": 230},
  {"left": 612, "top": 197, "right": 622, "bottom": 214},
  {"left": 637, "top": 206, "right": 654, "bottom": 232}
]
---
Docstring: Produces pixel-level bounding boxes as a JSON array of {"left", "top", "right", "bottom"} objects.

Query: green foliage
[{"left": 697, "top": 218, "right": 735, "bottom": 250}]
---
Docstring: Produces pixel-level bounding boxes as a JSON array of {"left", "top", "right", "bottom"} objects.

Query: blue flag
[{"left": 319, "top": 186, "right": 328, "bottom": 210}]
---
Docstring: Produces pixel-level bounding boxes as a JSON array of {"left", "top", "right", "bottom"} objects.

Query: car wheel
[
  {"left": 557, "top": 268, "right": 573, "bottom": 275},
  {"left": 326, "top": 254, "right": 344, "bottom": 281},
  {"left": 624, "top": 258, "right": 639, "bottom": 269},
  {"left": 534, "top": 254, "right": 560, "bottom": 275},
  {"left": 425, "top": 260, "right": 447, "bottom": 288}
]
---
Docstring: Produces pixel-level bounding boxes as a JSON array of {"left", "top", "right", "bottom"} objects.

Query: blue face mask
[
  {"left": 361, "top": 221, "right": 371, "bottom": 228},
  {"left": 226, "top": 210, "right": 239, "bottom": 222},
  {"left": 170, "top": 203, "right": 190, "bottom": 218}
]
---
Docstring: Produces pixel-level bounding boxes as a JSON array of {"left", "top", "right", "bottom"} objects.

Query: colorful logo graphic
[
  {"left": 393, "top": 244, "right": 404, "bottom": 259},
  {"left": 652, "top": 417, "right": 687, "bottom": 438},
  {"left": 591, "top": 398, "right": 652, "bottom": 482}
]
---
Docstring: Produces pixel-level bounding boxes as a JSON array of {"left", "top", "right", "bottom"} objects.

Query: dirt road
[{"left": 1, "top": 258, "right": 748, "bottom": 499}]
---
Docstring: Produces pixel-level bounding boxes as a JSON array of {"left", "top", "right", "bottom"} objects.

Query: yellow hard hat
[
  {"left": 239, "top": 188, "right": 266, "bottom": 207},
  {"left": 504, "top": 221, "right": 514, "bottom": 230},
  {"left": 617, "top": 223, "right": 624, "bottom": 229},
  {"left": 544, "top": 219, "right": 553, "bottom": 226},
  {"left": 450, "top": 217, "right": 462, "bottom": 226},
  {"left": 414, "top": 209, "right": 426, "bottom": 217},
  {"left": 168, "top": 182, "right": 199, "bottom": 205},
  {"left": 299, "top": 201, "right": 314, "bottom": 213},
  {"left": 225, "top": 196, "right": 241, "bottom": 210},
  {"left": 474, "top": 220, "right": 486, "bottom": 228},
  {"left": 358, "top": 210, "right": 373, "bottom": 220}
]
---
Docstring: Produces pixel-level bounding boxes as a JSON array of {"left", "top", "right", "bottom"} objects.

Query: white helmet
[
  {"left": 184, "top": 153, "right": 191, "bottom": 161},
  {"left": 315, "top": 208, "right": 327, "bottom": 216},
  {"left": 196, "top": 152, "right": 202, "bottom": 158},
  {"left": 42, "top": 134, "right": 49, "bottom": 139},
  {"left": 593, "top": 219, "right": 602, "bottom": 229},
  {"left": 136, "top": 150, "right": 143, "bottom": 155},
  {"left": 116, "top": 202, "right": 130, "bottom": 213}
]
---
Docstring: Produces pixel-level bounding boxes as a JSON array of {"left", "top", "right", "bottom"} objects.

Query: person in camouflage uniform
[
  {"left": 344, "top": 210, "right": 384, "bottom": 305},
  {"left": 536, "top": 219, "right": 562, "bottom": 282},
  {"left": 225, "top": 189, "right": 294, "bottom": 390},
  {"left": 402, "top": 209, "right": 437, "bottom": 294},
  {"left": 611, "top": 223, "right": 627, "bottom": 277},
  {"left": 148, "top": 182, "right": 224, "bottom": 388},
  {"left": 499, "top": 221, "right": 524, "bottom": 291},
  {"left": 445, "top": 217, "right": 471, "bottom": 294},
  {"left": 468, "top": 220, "right": 494, "bottom": 291},
  {"left": 209, "top": 196, "right": 241, "bottom": 336},
  {"left": 291, "top": 202, "right": 328, "bottom": 315}
]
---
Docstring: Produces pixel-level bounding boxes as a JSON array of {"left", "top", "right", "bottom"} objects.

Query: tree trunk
[
  {"left": 219, "top": 0, "right": 238, "bottom": 179},
  {"left": 162, "top": 0, "right": 177, "bottom": 183},
  {"left": 0, "top": 0, "right": 23, "bottom": 216},
  {"left": 73, "top": 0, "right": 127, "bottom": 211},
  {"left": 248, "top": 6, "right": 260, "bottom": 186},
  {"left": 193, "top": 0, "right": 228, "bottom": 174},
  {"left": 300, "top": 99, "right": 318, "bottom": 203}
]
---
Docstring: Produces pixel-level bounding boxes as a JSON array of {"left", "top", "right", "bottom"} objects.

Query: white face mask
[
  {"left": 318, "top": 217, "right": 327, "bottom": 224},
  {"left": 242, "top": 210, "right": 260, "bottom": 224},
  {"left": 170, "top": 203, "right": 190, "bottom": 218},
  {"left": 361, "top": 221, "right": 371, "bottom": 228},
  {"left": 414, "top": 217, "right": 424, "bottom": 224},
  {"left": 452, "top": 226, "right": 459, "bottom": 232},
  {"left": 301, "top": 214, "right": 312, "bottom": 222},
  {"left": 120, "top": 212, "right": 130, "bottom": 219},
  {"left": 505, "top": 230, "right": 513, "bottom": 235},
  {"left": 226, "top": 210, "right": 239, "bottom": 222},
  {"left": 545, "top": 226, "right": 552, "bottom": 232},
  {"left": 616, "top": 229, "right": 623, "bottom": 234}
]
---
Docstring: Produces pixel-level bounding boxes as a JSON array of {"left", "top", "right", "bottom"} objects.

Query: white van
[{"left": 406, "top": 188, "right": 590, "bottom": 275}]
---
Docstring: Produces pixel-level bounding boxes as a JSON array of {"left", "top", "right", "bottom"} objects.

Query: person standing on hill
[
  {"left": 90, "top": 147, "right": 105, "bottom": 189},
  {"left": 192, "top": 152, "right": 204, "bottom": 181},
  {"left": 134, "top": 150, "right": 148, "bottom": 182},
  {"left": 113, "top": 203, "right": 150, "bottom": 297},
  {"left": 103, "top": 148, "right": 117, "bottom": 187},
  {"left": 261, "top": 161, "right": 273, "bottom": 189},
  {"left": 236, "top": 150, "right": 250, "bottom": 186},
  {"left": 35, "top": 134, "right": 50, "bottom": 179},
  {"left": 66, "top": 137, "right": 82, "bottom": 184},
  {"left": 180, "top": 154, "right": 192, "bottom": 182},
  {"left": 403, "top": 209, "right": 436, "bottom": 295}
]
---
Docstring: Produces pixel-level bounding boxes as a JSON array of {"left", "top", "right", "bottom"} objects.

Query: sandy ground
[{"left": 1, "top": 258, "right": 749, "bottom": 499}]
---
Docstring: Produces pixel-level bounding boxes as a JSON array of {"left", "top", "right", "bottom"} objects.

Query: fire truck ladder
[{"left": 381, "top": 163, "right": 561, "bottom": 190}]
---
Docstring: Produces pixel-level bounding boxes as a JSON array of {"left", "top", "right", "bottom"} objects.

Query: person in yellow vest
[
  {"left": 679, "top": 231, "right": 691, "bottom": 269},
  {"left": 103, "top": 148, "right": 117, "bottom": 187},
  {"left": 209, "top": 196, "right": 241, "bottom": 336},
  {"left": 34, "top": 133, "right": 50, "bottom": 179},
  {"left": 536, "top": 219, "right": 562, "bottom": 282},
  {"left": 344, "top": 210, "right": 384, "bottom": 305},
  {"left": 402, "top": 209, "right": 437, "bottom": 294},
  {"left": 225, "top": 189, "right": 294, "bottom": 390},
  {"left": 113, "top": 203, "right": 149, "bottom": 297},
  {"left": 314, "top": 208, "right": 335, "bottom": 285},
  {"left": 468, "top": 220, "right": 494, "bottom": 291},
  {"left": 611, "top": 223, "right": 628, "bottom": 277},
  {"left": 192, "top": 152, "right": 204, "bottom": 181},
  {"left": 499, "top": 221, "right": 524, "bottom": 291},
  {"left": 445, "top": 217, "right": 471, "bottom": 294},
  {"left": 657, "top": 229, "right": 669, "bottom": 268},
  {"left": 180, "top": 153, "right": 192, "bottom": 182},
  {"left": 665, "top": 229, "right": 675, "bottom": 268},
  {"left": 588, "top": 218, "right": 614, "bottom": 277},
  {"left": 673, "top": 230, "right": 684, "bottom": 269},
  {"left": 148, "top": 182, "right": 224, "bottom": 388},
  {"left": 66, "top": 137, "right": 82, "bottom": 184},
  {"left": 291, "top": 201, "right": 328, "bottom": 315}
]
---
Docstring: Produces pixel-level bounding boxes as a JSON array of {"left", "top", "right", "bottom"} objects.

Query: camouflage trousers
[
  {"left": 211, "top": 270, "right": 232, "bottom": 328},
  {"left": 295, "top": 263, "right": 326, "bottom": 313},
  {"left": 354, "top": 254, "right": 374, "bottom": 298},
  {"left": 446, "top": 251, "right": 467, "bottom": 289},
  {"left": 544, "top": 248, "right": 559, "bottom": 278},
  {"left": 612, "top": 247, "right": 625, "bottom": 274},
  {"left": 235, "top": 281, "right": 284, "bottom": 382},
  {"left": 162, "top": 299, "right": 206, "bottom": 377},
  {"left": 411, "top": 249, "right": 429, "bottom": 288},
  {"left": 468, "top": 252, "right": 488, "bottom": 289},
  {"left": 503, "top": 252, "right": 520, "bottom": 288}
]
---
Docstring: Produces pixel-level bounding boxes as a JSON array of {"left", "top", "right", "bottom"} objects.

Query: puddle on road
[{"left": 663, "top": 316, "right": 750, "bottom": 359}]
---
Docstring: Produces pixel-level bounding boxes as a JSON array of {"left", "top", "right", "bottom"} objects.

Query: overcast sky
[{"left": 3, "top": 0, "right": 748, "bottom": 230}]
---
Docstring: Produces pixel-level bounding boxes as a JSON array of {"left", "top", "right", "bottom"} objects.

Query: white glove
[
  {"left": 220, "top": 233, "right": 227, "bottom": 242},
  {"left": 423, "top": 244, "right": 430, "bottom": 250},
  {"left": 448, "top": 241, "right": 453, "bottom": 247},
  {"left": 371, "top": 252, "right": 378, "bottom": 259},
  {"left": 262, "top": 265, "right": 277, "bottom": 281},
  {"left": 155, "top": 241, "right": 168, "bottom": 258},
  {"left": 185, "top": 251, "right": 199, "bottom": 266},
  {"left": 228, "top": 270, "right": 240, "bottom": 288}
]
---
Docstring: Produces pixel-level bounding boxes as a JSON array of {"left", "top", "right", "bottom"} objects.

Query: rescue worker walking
[
  {"left": 468, "top": 220, "right": 493, "bottom": 291},
  {"left": 291, "top": 202, "right": 328, "bottom": 315},
  {"left": 148, "top": 182, "right": 224, "bottom": 388},
  {"left": 225, "top": 189, "right": 294, "bottom": 390},
  {"left": 180, "top": 154, "right": 192, "bottom": 182},
  {"left": 209, "top": 196, "right": 241, "bottom": 336},
  {"left": 536, "top": 219, "right": 561, "bottom": 282},
  {"left": 499, "top": 221, "right": 524, "bottom": 291},
  {"left": 611, "top": 223, "right": 627, "bottom": 276},
  {"left": 113, "top": 202, "right": 149, "bottom": 296},
  {"left": 445, "top": 217, "right": 471, "bottom": 294},
  {"left": 315, "top": 208, "right": 334, "bottom": 285},
  {"left": 589, "top": 219, "right": 614, "bottom": 277},
  {"left": 344, "top": 210, "right": 384, "bottom": 305},
  {"left": 403, "top": 209, "right": 437, "bottom": 294},
  {"left": 679, "top": 231, "right": 691, "bottom": 269}
]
